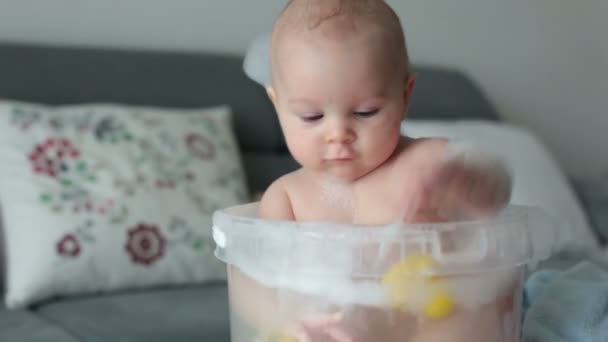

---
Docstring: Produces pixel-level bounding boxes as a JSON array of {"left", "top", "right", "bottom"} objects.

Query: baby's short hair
[{"left": 272, "top": 0, "right": 409, "bottom": 69}]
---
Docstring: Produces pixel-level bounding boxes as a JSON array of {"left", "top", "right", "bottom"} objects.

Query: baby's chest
[
  {"left": 348, "top": 168, "right": 408, "bottom": 224},
  {"left": 290, "top": 185, "right": 402, "bottom": 225},
  {"left": 352, "top": 190, "right": 403, "bottom": 225},
  {"left": 290, "top": 190, "right": 355, "bottom": 222}
]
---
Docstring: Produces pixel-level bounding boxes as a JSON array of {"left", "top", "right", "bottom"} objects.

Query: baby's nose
[{"left": 326, "top": 121, "right": 355, "bottom": 144}]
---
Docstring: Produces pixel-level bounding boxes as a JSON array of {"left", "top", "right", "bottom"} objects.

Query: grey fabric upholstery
[
  {"left": 573, "top": 179, "right": 608, "bottom": 245},
  {"left": 0, "top": 309, "right": 79, "bottom": 342},
  {"left": 33, "top": 285, "right": 230, "bottom": 342},
  {"left": 409, "top": 66, "right": 500, "bottom": 122},
  {"left": 242, "top": 154, "right": 299, "bottom": 194}
]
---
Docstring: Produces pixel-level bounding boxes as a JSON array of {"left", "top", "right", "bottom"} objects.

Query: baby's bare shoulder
[
  {"left": 257, "top": 170, "right": 303, "bottom": 221},
  {"left": 394, "top": 136, "right": 449, "bottom": 164},
  {"left": 379, "top": 136, "right": 449, "bottom": 185}
]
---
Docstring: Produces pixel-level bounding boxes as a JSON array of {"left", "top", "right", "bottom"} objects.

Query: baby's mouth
[
  {"left": 325, "top": 156, "right": 355, "bottom": 162},
  {"left": 326, "top": 149, "right": 356, "bottom": 161}
]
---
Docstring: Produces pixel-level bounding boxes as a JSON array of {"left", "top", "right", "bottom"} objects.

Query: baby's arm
[
  {"left": 257, "top": 177, "right": 296, "bottom": 221},
  {"left": 397, "top": 138, "right": 512, "bottom": 222},
  {"left": 435, "top": 144, "right": 512, "bottom": 218},
  {"left": 234, "top": 179, "right": 357, "bottom": 341}
]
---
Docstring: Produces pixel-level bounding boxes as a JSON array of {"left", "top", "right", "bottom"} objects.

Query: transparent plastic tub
[{"left": 213, "top": 203, "right": 556, "bottom": 342}]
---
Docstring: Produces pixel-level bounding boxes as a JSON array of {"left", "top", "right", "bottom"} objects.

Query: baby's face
[{"left": 268, "top": 32, "right": 414, "bottom": 181}]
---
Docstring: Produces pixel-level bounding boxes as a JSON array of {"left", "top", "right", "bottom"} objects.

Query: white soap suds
[{"left": 319, "top": 177, "right": 355, "bottom": 210}]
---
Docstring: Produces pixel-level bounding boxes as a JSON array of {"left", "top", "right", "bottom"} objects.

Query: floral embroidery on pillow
[
  {"left": 29, "top": 138, "right": 81, "bottom": 178},
  {"left": 57, "top": 234, "right": 82, "bottom": 258},
  {"left": 166, "top": 217, "right": 215, "bottom": 255},
  {"left": 185, "top": 133, "right": 215, "bottom": 160},
  {"left": 12, "top": 112, "right": 223, "bottom": 266},
  {"left": 14, "top": 109, "right": 226, "bottom": 267},
  {"left": 1, "top": 102, "right": 246, "bottom": 308},
  {"left": 125, "top": 223, "right": 166, "bottom": 266},
  {"left": 55, "top": 219, "right": 97, "bottom": 259},
  {"left": 95, "top": 117, "right": 133, "bottom": 143}
]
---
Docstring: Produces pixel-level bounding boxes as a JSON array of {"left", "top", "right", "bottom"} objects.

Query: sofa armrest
[{"left": 573, "top": 178, "right": 608, "bottom": 245}]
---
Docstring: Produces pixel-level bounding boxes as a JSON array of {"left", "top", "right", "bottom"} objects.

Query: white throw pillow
[
  {"left": 0, "top": 100, "right": 248, "bottom": 308},
  {"left": 401, "top": 120, "right": 598, "bottom": 254}
]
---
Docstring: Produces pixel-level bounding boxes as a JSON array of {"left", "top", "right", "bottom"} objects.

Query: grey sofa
[{"left": 0, "top": 41, "right": 501, "bottom": 342}]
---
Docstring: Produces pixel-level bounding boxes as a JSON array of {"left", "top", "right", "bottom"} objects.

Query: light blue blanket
[{"left": 522, "top": 258, "right": 608, "bottom": 342}]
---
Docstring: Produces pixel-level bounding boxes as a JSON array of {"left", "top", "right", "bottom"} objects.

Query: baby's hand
[
  {"left": 400, "top": 140, "right": 512, "bottom": 222},
  {"left": 427, "top": 154, "right": 512, "bottom": 219},
  {"left": 278, "top": 312, "right": 355, "bottom": 342}
]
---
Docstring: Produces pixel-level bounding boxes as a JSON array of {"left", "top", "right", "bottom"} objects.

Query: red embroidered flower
[
  {"left": 185, "top": 133, "right": 215, "bottom": 160},
  {"left": 155, "top": 179, "right": 176, "bottom": 189},
  {"left": 125, "top": 223, "right": 165, "bottom": 266},
  {"left": 57, "top": 234, "right": 81, "bottom": 257},
  {"left": 29, "top": 138, "right": 80, "bottom": 178}
]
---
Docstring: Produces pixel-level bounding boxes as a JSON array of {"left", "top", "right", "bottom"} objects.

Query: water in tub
[{"left": 218, "top": 212, "right": 524, "bottom": 340}]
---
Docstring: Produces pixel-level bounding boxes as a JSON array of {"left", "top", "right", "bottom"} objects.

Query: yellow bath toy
[
  {"left": 423, "top": 291, "right": 455, "bottom": 319},
  {"left": 256, "top": 333, "right": 298, "bottom": 342},
  {"left": 276, "top": 335, "right": 298, "bottom": 342},
  {"left": 382, "top": 253, "right": 455, "bottom": 319}
]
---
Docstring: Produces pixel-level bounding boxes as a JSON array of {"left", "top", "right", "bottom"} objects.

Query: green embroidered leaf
[
  {"left": 61, "top": 178, "right": 72, "bottom": 187},
  {"left": 193, "top": 239, "right": 203, "bottom": 250},
  {"left": 40, "top": 193, "right": 53, "bottom": 203},
  {"left": 77, "top": 161, "right": 87, "bottom": 171},
  {"left": 81, "top": 234, "right": 96, "bottom": 243},
  {"left": 109, "top": 206, "right": 129, "bottom": 224},
  {"left": 177, "top": 159, "right": 189, "bottom": 168}
]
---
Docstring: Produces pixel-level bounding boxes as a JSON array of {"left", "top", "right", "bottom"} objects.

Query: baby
[{"left": 231, "top": 0, "right": 515, "bottom": 341}]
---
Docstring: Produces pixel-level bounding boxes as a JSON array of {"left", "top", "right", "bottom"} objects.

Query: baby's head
[{"left": 267, "top": 0, "right": 415, "bottom": 181}]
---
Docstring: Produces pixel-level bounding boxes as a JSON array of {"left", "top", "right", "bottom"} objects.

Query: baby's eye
[
  {"left": 354, "top": 109, "right": 380, "bottom": 117},
  {"left": 300, "top": 114, "right": 324, "bottom": 122}
]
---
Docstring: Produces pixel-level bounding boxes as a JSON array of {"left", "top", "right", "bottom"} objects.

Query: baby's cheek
[
  {"left": 286, "top": 136, "right": 318, "bottom": 167},
  {"left": 365, "top": 129, "right": 401, "bottom": 160}
]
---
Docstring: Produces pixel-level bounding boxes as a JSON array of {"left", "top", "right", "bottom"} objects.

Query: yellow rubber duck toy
[
  {"left": 256, "top": 333, "right": 298, "bottom": 342},
  {"left": 382, "top": 253, "right": 455, "bottom": 319}
]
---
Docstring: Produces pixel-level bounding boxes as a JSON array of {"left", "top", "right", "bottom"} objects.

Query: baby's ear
[
  {"left": 403, "top": 73, "right": 417, "bottom": 113},
  {"left": 404, "top": 73, "right": 417, "bottom": 99},
  {"left": 266, "top": 86, "right": 277, "bottom": 106}
]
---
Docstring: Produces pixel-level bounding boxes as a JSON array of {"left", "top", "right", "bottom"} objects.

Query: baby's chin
[{"left": 317, "top": 161, "right": 375, "bottom": 182}]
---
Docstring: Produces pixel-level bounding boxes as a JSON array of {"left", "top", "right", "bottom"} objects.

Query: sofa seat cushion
[
  {"left": 34, "top": 284, "right": 230, "bottom": 342},
  {"left": 0, "top": 308, "right": 79, "bottom": 342}
]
